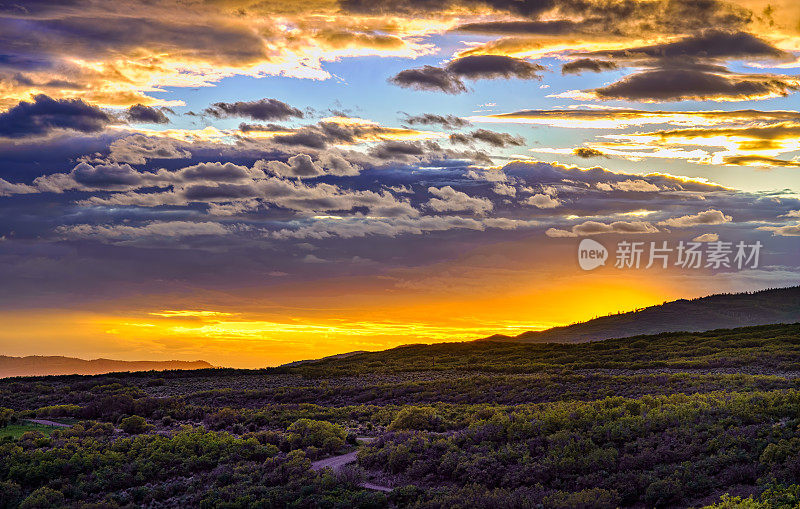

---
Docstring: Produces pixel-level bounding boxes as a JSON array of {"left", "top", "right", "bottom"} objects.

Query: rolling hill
[
  {"left": 0, "top": 355, "right": 212, "bottom": 378},
  {"left": 480, "top": 285, "right": 800, "bottom": 344}
]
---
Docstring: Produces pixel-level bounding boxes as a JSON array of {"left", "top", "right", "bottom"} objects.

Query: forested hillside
[{"left": 481, "top": 286, "right": 800, "bottom": 344}]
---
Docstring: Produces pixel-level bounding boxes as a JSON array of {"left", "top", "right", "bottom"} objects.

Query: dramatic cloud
[
  {"left": 58, "top": 221, "right": 232, "bottom": 242},
  {"left": 390, "top": 56, "right": 543, "bottom": 93},
  {"left": 471, "top": 109, "right": 800, "bottom": 129},
  {"left": 389, "top": 65, "right": 467, "bottom": 94},
  {"left": 0, "top": 178, "right": 37, "bottom": 196},
  {"left": 588, "top": 68, "right": 800, "bottom": 102},
  {"left": 573, "top": 147, "right": 606, "bottom": 158},
  {"left": 561, "top": 59, "right": 618, "bottom": 75},
  {"left": 758, "top": 224, "right": 800, "bottom": 236},
  {"left": 427, "top": 186, "right": 493, "bottom": 215},
  {"left": 584, "top": 30, "right": 789, "bottom": 62},
  {"left": 599, "top": 122, "right": 800, "bottom": 167},
  {"left": 445, "top": 55, "right": 545, "bottom": 80},
  {"left": 271, "top": 215, "right": 538, "bottom": 240},
  {"left": 403, "top": 114, "right": 470, "bottom": 129},
  {"left": 546, "top": 220, "right": 659, "bottom": 237},
  {"left": 0, "top": 94, "right": 113, "bottom": 138},
  {"left": 368, "top": 140, "right": 433, "bottom": 159},
  {"left": 614, "top": 179, "right": 661, "bottom": 192},
  {"left": 693, "top": 233, "right": 719, "bottom": 242},
  {"left": 34, "top": 162, "right": 161, "bottom": 192},
  {"left": 126, "top": 104, "right": 170, "bottom": 124},
  {"left": 523, "top": 194, "right": 561, "bottom": 208},
  {"left": 241, "top": 118, "right": 438, "bottom": 151},
  {"left": 455, "top": 20, "right": 583, "bottom": 36},
  {"left": 721, "top": 155, "right": 800, "bottom": 168},
  {"left": 203, "top": 99, "right": 304, "bottom": 121},
  {"left": 108, "top": 135, "right": 192, "bottom": 164},
  {"left": 450, "top": 129, "right": 524, "bottom": 147},
  {"left": 265, "top": 154, "right": 324, "bottom": 178}
]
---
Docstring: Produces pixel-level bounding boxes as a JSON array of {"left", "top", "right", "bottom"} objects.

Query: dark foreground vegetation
[{"left": 1, "top": 323, "right": 799, "bottom": 508}]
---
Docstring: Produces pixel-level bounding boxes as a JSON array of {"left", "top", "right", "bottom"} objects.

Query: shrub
[
  {"left": 286, "top": 419, "right": 346, "bottom": 451},
  {"left": 19, "top": 487, "right": 65, "bottom": 509},
  {"left": 120, "top": 415, "right": 149, "bottom": 434},
  {"left": 0, "top": 480, "right": 22, "bottom": 509},
  {"left": 388, "top": 406, "right": 442, "bottom": 431},
  {"left": 0, "top": 408, "right": 13, "bottom": 428},
  {"left": 204, "top": 408, "right": 239, "bottom": 430},
  {"left": 543, "top": 488, "right": 621, "bottom": 509}
]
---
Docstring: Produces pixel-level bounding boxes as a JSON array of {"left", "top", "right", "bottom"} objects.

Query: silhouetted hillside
[
  {"left": 481, "top": 285, "right": 800, "bottom": 344},
  {"left": 0, "top": 355, "right": 212, "bottom": 378}
]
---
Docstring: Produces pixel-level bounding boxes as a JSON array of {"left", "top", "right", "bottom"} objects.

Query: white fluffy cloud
[
  {"left": 522, "top": 193, "right": 562, "bottom": 208},
  {"left": 658, "top": 209, "right": 732, "bottom": 227},
  {"left": 427, "top": 186, "right": 493, "bottom": 215},
  {"left": 546, "top": 220, "right": 659, "bottom": 237}
]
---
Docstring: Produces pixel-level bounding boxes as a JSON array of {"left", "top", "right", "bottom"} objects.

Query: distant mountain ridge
[
  {"left": 480, "top": 285, "right": 800, "bottom": 344},
  {"left": 0, "top": 355, "right": 212, "bottom": 378}
]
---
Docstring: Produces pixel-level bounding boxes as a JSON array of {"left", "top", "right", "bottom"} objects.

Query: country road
[
  {"left": 310, "top": 438, "right": 392, "bottom": 492},
  {"left": 311, "top": 450, "right": 359, "bottom": 471}
]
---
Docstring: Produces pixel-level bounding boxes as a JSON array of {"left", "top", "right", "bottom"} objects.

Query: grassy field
[{"left": 0, "top": 422, "right": 61, "bottom": 440}]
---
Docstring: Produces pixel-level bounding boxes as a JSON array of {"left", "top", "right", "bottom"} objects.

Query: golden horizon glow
[{"left": 0, "top": 257, "right": 729, "bottom": 368}]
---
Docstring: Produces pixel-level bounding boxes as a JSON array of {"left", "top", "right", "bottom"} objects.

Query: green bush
[
  {"left": 286, "top": 418, "right": 346, "bottom": 452},
  {"left": 120, "top": 415, "right": 149, "bottom": 434},
  {"left": 0, "top": 408, "right": 13, "bottom": 428},
  {"left": 388, "top": 406, "right": 442, "bottom": 431},
  {"left": 19, "top": 487, "right": 65, "bottom": 509}
]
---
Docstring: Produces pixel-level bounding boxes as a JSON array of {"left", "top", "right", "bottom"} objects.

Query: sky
[{"left": 0, "top": 0, "right": 799, "bottom": 367}]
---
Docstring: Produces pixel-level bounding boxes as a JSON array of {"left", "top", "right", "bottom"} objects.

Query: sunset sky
[{"left": 1, "top": 0, "right": 799, "bottom": 367}]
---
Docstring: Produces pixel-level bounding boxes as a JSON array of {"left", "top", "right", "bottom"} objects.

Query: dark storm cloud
[
  {"left": 402, "top": 113, "right": 470, "bottom": 129},
  {"left": 573, "top": 147, "right": 606, "bottom": 158},
  {"left": 592, "top": 68, "right": 799, "bottom": 102},
  {"left": 368, "top": 140, "right": 430, "bottom": 159},
  {"left": 455, "top": 20, "right": 581, "bottom": 35},
  {"left": 238, "top": 123, "right": 287, "bottom": 133},
  {"left": 561, "top": 58, "right": 618, "bottom": 75},
  {"left": 343, "top": 0, "right": 751, "bottom": 34},
  {"left": 446, "top": 55, "right": 545, "bottom": 80},
  {"left": 342, "top": 0, "right": 748, "bottom": 24},
  {"left": 389, "top": 65, "right": 467, "bottom": 94},
  {"left": 390, "top": 56, "right": 543, "bottom": 93},
  {"left": 203, "top": 98, "right": 304, "bottom": 121},
  {"left": 0, "top": 13, "right": 267, "bottom": 68},
  {"left": 234, "top": 120, "right": 442, "bottom": 157},
  {"left": 271, "top": 129, "right": 329, "bottom": 149},
  {"left": 0, "top": 94, "right": 113, "bottom": 138},
  {"left": 341, "top": 0, "right": 557, "bottom": 17},
  {"left": 449, "top": 129, "right": 524, "bottom": 147},
  {"left": 584, "top": 30, "right": 789, "bottom": 62},
  {"left": 126, "top": 104, "right": 170, "bottom": 124}
]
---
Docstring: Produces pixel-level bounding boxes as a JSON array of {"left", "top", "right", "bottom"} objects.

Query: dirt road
[
  {"left": 311, "top": 451, "right": 359, "bottom": 471},
  {"left": 25, "top": 418, "right": 71, "bottom": 427},
  {"left": 310, "top": 438, "right": 392, "bottom": 492}
]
